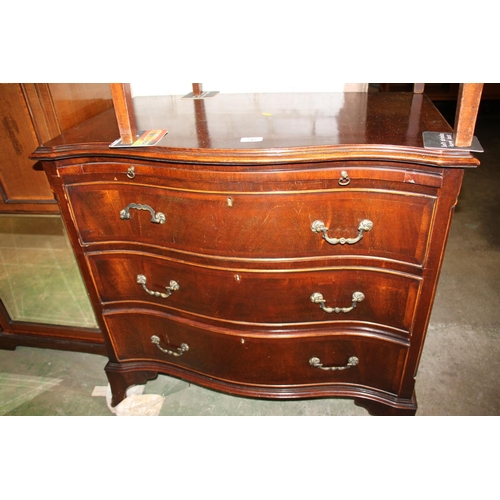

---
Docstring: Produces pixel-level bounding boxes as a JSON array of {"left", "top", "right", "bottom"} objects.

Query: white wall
[{"left": 5, "top": 1, "right": 488, "bottom": 89}]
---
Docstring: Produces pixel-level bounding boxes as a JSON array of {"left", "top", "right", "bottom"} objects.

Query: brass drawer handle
[
  {"left": 309, "top": 356, "right": 359, "bottom": 371},
  {"left": 310, "top": 291, "right": 365, "bottom": 314},
  {"left": 137, "top": 274, "right": 179, "bottom": 299},
  {"left": 120, "top": 203, "right": 166, "bottom": 224},
  {"left": 311, "top": 219, "right": 373, "bottom": 245},
  {"left": 151, "top": 335, "right": 189, "bottom": 356}
]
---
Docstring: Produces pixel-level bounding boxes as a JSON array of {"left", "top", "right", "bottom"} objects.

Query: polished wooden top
[{"left": 32, "top": 92, "right": 479, "bottom": 167}]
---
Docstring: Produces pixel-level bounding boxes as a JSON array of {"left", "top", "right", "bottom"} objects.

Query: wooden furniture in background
[
  {"left": 453, "top": 84, "right": 484, "bottom": 147},
  {"left": 31, "top": 89, "right": 481, "bottom": 415},
  {"left": 0, "top": 83, "right": 113, "bottom": 213},
  {"left": 377, "top": 83, "right": 499, "bottom": 102},
  {"left": 109, "top": 84, "right": 136, "bottom": 145},
  {"left": 0, "top": 300, "right": 105, "bottom": 354},
  {"left": 0, "top": 83, "right": 111, "bottom": 354}
]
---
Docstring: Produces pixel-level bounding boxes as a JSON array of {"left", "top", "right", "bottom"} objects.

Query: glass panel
[{"left": 0, "top": 214, "right": 98, "bottom": 328}]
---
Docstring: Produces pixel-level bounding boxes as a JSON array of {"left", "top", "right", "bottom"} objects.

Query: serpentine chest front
[{"left": 34, "top": 93, "right": 477, "bottom": 415}]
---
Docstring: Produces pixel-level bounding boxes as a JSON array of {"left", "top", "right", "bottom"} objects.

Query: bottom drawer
[{"left": 103, "top": 309, "right": 408, "bottom": 394}]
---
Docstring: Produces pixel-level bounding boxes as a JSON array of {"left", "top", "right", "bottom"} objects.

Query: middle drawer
[{"left": 87, "top": 252, "right": 420, "bottom": 334}]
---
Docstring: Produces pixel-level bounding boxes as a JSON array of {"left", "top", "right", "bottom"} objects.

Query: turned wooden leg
[{"left": 105, "top": 362, "right": 158, "bottom": 407}]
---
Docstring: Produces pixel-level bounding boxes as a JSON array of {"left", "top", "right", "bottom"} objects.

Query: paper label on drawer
[{"left": 240, "top": 137, "right": 263, "bottom": 142}]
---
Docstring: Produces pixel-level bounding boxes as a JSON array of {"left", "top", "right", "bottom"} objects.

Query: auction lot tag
[
  {"left": 423, "top": 131, "right": 483, "bottom": 152},
  {"left": 110, "top": 129, "right": 168, "bottom": 148}
]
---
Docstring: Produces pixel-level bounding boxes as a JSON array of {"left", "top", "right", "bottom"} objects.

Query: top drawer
[{"left": 65, "top": 182, "right": 436, "bottom": 266}]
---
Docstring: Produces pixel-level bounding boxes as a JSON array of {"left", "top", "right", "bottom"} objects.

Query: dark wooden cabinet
[
  {"left": 31, "top": 91, "right": 479, "bottom": 415},
  {"left": 376, "top": 83, "right": 500, "bottom": 101},
  {"left": 0, "top": 83, "right": 113, "bottom": 213},
  {"left": 0, "top": 84, "right": 112, "bottom": 354}
]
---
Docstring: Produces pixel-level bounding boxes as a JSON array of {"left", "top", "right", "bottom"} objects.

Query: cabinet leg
[
  {"left": 105, "top": 362, "right": 158, "bottom": 407},
  {"left": 0, "top": 337, "right": 18, "bottom": 351},
  {"left": 354, "top": 396, "right": 417, "bottom": 416}
]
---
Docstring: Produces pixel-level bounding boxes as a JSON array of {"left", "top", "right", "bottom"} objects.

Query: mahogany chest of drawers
[{"left": 32, "top": 92, "right": 479, "bottom": 415}]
